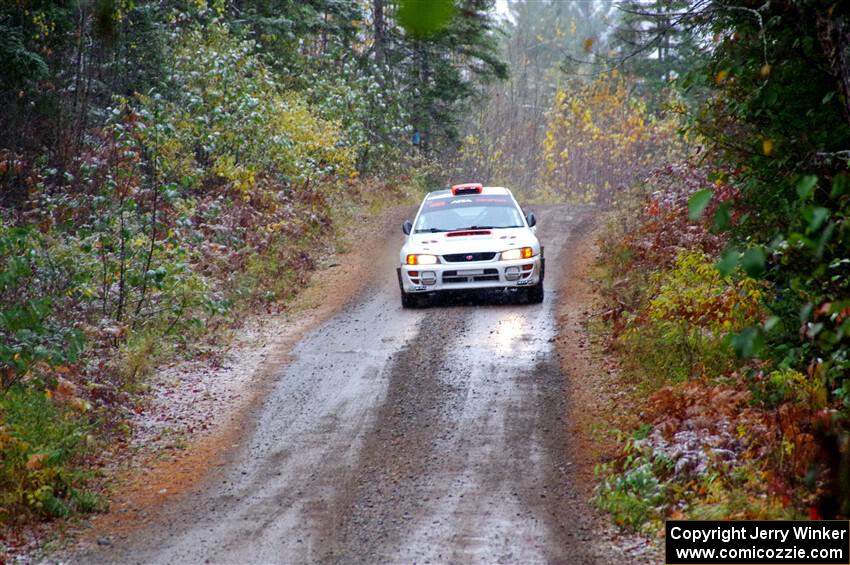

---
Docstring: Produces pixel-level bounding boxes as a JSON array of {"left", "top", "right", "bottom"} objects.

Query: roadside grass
[{"left": 119, "top": 330, "right": 167, "bottom": 389}]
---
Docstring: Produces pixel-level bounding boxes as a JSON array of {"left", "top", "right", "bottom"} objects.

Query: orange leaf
[{"left": 26, "top": 453, "right": 47, "bottom": 471}]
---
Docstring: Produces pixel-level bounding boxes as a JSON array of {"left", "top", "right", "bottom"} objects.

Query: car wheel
[
  {"left": 401, "top": 290, "right": 420, "bottom": 309},
  {"left": 526, "top": 281, "right": 544, "bottom": 304}
]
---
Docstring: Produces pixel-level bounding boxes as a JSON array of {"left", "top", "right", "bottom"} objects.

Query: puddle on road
[{"left": 487, "top": 311, "right": 551, "bottom": 356}]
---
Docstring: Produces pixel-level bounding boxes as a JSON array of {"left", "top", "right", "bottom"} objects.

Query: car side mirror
[
  {"left": 402, "top": 220, "right": 413, "bottom": 235},
  {"left": 526, "top": 213, "right": 537, "bottom": 227}
]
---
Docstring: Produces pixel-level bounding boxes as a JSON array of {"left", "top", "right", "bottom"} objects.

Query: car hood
[{"left": 402, "top": 228, "right": 538, "bottom": 256}]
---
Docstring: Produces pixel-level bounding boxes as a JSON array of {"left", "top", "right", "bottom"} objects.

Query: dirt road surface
[{"left": 77, "top": 205, "right": 633, "bottom": 564}]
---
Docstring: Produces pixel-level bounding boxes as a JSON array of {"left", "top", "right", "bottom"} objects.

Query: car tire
[
  {"left": 401, "top": 290, "right": 420, "bottom": 309},
  {"left": 526, "top": 281, "right": 544, "bottom": 304}
]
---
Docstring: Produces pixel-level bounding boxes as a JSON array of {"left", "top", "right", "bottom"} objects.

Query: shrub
[
  {"left": 152, "top": 23, "right": 355, "bottom": 192},
  {"left": 0, "top": 224, "right": 85, "bottom": 390},
  {"left": 618, "top": 249, "right": 765, "bottom": 381},
  {"left": 0, "top": 385, "right": 98, "bottom": 521},
  {"left": 764, "top": 369, "right": 828, "bottom": 411},
  {"left": 596, "top": 456, "right": 666, "bottom": 532}
]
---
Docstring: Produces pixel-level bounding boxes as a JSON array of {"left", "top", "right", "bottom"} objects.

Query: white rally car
[{"left": 397, "top": 183, "right": 543, "bottom": 308}]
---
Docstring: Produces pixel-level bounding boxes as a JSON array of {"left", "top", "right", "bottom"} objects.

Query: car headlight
[
  {"left": 406, "top": 254, "right": 438, "bottom": 265},
  {"left": 501, "top": 247, "right": 534, "bottom": 261}
]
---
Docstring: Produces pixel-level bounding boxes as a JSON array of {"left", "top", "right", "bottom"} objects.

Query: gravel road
[{"left": 79, "top": 205, "right": 630, "bottom": 565}]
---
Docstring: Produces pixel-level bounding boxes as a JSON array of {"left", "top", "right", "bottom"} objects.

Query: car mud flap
[{"left": 396, "top": 267, "right": 403, "bottom": 290}]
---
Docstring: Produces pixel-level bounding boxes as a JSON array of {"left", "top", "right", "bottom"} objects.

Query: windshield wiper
[
  {"left": 463, "top": 225, "right": 494, "bottom": 230},
  {"left": 414, "top": 227, "right": 450, "bottom": 233}
]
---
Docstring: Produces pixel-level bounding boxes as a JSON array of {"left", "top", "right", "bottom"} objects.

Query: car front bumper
[{"left": 397, "top": 257, "right": 543, "bottom": 293}]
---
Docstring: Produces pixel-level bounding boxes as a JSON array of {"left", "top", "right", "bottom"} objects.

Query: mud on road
[{"left": 77, "top": 205, "right": 635, "bottom": 564}]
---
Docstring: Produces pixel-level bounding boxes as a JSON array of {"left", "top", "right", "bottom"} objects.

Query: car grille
[
  {"left": 442, "top": 269, "right": 500, "bottom": 284},
  {"left": 442, "top": 252, "right": 497, "bottom": 263}
]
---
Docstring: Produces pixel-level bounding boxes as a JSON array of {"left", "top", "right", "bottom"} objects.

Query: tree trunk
[
  {"left": 814, "top": 5, "right": 850, "bottom": 127},
  {"left": 374, "top": 0, "right": 386, "bottom": 66}
]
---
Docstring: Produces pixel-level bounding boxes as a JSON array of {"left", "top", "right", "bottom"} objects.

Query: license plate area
[{"left": 456, "top": 269, "right": 484, "bottom": 276}]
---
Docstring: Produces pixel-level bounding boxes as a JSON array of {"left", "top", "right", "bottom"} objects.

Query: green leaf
[
  {"left": 716, "top": 248, "right": 739, "bottom": 276},
  {"left": 796, "top": 175, "right": 818, "bottom": 200},
  {"left": 802, "top": 205, "right": 830, "bottom": 232},
  {"left": 764, "top": 316, "right": 781, "bottom": 332},
  {"left": 688, "top": 189, "right": 713, "bottom": 220},
  {"left": 831, "top": 173, "right": 850, "bottom": 198},
  {"left": 397, "top": 0, "right": 456, "bottom": 38},
  {"left": 816, "top": 221, "right": 835, "bottom": 259},
  {"left": 729, "top": 327, "right": 765, "bottom": 358},
  {"left": 712, "top": 201, "right": 732, "bottom": 231},
  {"left": 799, "top": 303, "right": 813, "bottom": 322},
  {"left": 742, "top": 246, "right": 766, "bottom": 277}
]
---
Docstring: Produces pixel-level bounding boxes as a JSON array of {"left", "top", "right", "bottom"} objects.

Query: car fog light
[
  {"left": 421, "top": 271, "right": 437, "bottom": 285},
  {"left": 505, "top": 266, "right": 520, "bottom": 281}
]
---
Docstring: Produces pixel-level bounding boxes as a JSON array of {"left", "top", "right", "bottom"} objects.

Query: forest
[{"left": 3, "top": 0, "right": 850, "bottom": 557}]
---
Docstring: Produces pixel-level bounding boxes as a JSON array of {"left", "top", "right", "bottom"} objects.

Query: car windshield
[{"left": 414, "top": 195, "right": 525, "bottom": 233}]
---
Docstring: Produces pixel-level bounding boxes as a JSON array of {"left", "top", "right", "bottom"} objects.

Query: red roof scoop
[
  {"left": 451, "top": 183, "right": 483, "bottom": 195},
  {"left": 446, "top": 230, "right": 491, "bottom": 237}
]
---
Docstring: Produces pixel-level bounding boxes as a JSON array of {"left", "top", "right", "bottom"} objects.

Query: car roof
[{"left": 425, "top": 186, "right": 513, "bottom": 200}]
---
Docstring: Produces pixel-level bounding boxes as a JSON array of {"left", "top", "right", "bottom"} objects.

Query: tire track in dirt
[{"left": 317, "top": 310, "right": 473, "bottom": 562}]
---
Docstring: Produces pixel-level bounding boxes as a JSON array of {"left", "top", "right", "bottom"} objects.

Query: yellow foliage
[
  {"left": 645, "top": 250, "right": 765, "bottom": 332},
  {"left": 768, "top": 369, "right": 827, "bottom": 410},
  {"left": 618, "top": 250, "right": 766, "bottom": 380},
  {"left": 212, "top": 155, "right": 256, "bottom": 194},
  {"left": 542, "top": 72, "right": 683, "bottom": 203}
]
